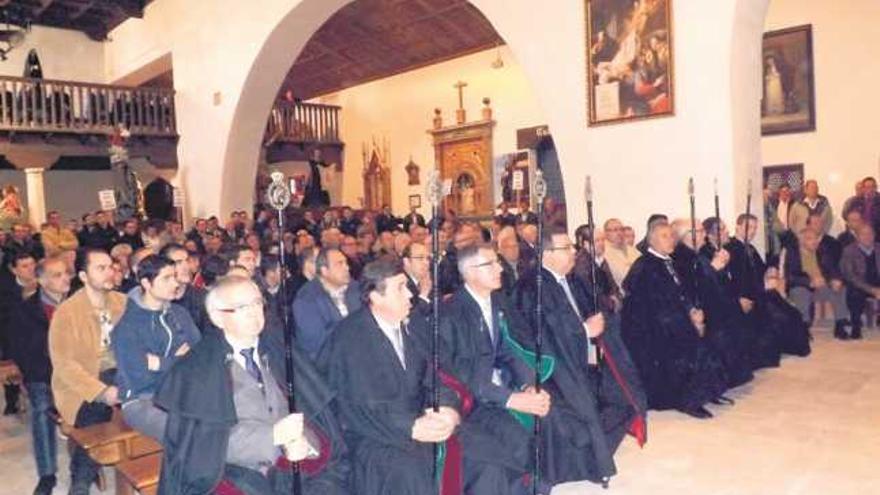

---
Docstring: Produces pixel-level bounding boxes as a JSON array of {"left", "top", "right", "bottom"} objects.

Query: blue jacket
[
  {"left": 112, "top": 288, "right": 202, "bottom": 401},
  {"left": 293, "top": 279, "right": 362, "bottom": 359}
]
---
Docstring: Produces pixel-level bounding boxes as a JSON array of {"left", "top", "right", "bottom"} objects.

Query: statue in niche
[
  {"left": 303, "top": 148, "right": 331, "bottom": 208},
  {"left": 457, "top": 173, "right": 476, "bottom": 215},
  {"left": 405, "top": 157, "right": 420, "bottom": 186},
  {"left": 363, "top": 138, "right": 391, "bottom": 211}
]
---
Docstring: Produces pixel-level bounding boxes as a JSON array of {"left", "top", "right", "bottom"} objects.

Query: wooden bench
[
  {"left": 115, "top": 452, "right": 162, "bottom": 495},
  {"left": 63, "top": 410, "right": 162, "bottom": 465}
]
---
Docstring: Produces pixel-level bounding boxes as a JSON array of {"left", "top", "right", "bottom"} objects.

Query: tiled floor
[{"left": 1, "top": 326, "right": 877, "bottom": 495}]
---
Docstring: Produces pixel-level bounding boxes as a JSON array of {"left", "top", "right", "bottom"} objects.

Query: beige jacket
[
  {"left": 41, "top": 226, "right": 79, "bottom": 256},
  {"left": 48, "top": 288, "right": 127, "bottom": 424}
]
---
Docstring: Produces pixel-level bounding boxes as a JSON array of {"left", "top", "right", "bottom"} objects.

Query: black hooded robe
[
  {"left": 153, "top": 330, "right": 350, "bottom": 495},
  {"left": 621, "top": 252, "right": 728, "bottom": 412}
]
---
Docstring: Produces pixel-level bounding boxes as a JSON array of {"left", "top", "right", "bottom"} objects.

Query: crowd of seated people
[{"left": 0, "top": 176, "right": 874, "bottom": 495}]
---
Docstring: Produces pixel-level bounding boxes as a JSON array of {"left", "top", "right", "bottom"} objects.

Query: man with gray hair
[
  {"left": 603, "top": 218, "right": 641, "bottom": 290},
  {"left": 154, "top": 275, "right": 350, "bottom": 494}
]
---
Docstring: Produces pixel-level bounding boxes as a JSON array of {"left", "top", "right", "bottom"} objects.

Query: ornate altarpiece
[{"left": 428, "top": 95, "right": 495, "bottom": 218}]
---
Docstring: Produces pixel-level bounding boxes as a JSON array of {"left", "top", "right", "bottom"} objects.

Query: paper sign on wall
[
  {"left": 173, "top": 188, "right": 185, "bottom": 208},
  {"left": 98, "top": 190, "right": 117, "bottom": 210},
  {"left": 512, "top": 170, "right": 525, "bottom": 191}
]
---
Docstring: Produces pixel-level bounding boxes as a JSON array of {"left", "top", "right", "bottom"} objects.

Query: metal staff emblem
[{"left": 266, "top": 171, "right": 301, "bottom": 495}]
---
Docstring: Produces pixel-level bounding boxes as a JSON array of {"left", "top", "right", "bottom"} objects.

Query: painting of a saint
[
  {"left": 586, "top": 0, "right": 674, "bottom": 126},
  {"left": 762, "top": 25, "right": 815, "bottom": 135}
]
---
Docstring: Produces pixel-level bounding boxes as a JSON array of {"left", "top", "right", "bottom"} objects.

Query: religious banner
[
  {"left": 761, "top": 25, "right": 816, "bottom": 136},
  {"left": 585, "top": 0, "right": 674, "bottom": 126}
]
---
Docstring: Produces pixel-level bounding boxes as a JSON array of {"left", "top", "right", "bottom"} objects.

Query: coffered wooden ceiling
[
  {"left": 285, "top": 0, "right": 503, "bottom": 100},
  {"left": 1, "top": 0, "right": 150, "bottom": 41}
]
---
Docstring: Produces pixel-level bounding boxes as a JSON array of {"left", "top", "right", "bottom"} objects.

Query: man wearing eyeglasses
[
  {"left": 401, "top": 242, "right": 432, "bottom": 313},
  {"left": 515, "top": 226, "right": 645, "bottom": 487},
  {"left": 155, "top": 275, "right": 350, "bottom": 494},
  {"left": 438, "top": 243, "right": 554, "bottom": 494}
]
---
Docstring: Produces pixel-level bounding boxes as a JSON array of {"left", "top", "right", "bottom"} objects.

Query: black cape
[
  {"left": 514, "top": 268, "right": 647, "bottom": 485},
  {"left": 154, "top": 329, "right": 350, "bottom": 495},
  {"left": 437, "top": 288, "right": 535, "bottom": 478},
  {"left": 621, "top": 252, "right": 727, "bottom": 411},
  {"left": 317, "top": 308, "right": 459, "bottom": 495},
  {"left": 672, "top": 244, "right": 754, "bottom": 389}
]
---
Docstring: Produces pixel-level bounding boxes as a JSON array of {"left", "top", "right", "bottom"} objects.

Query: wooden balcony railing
[
  {"left": 0, "top": 76, "right": 177, "bottom": 137},
  {"left": 265, "top": 101, "right": 341, "bottom": 145}
]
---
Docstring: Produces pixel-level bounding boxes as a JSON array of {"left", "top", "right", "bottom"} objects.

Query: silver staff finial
[
  {"left": 427, "top": 169, "right": 444, "bottom": 206},
  {"left": 584, "top": 175, "right": 593, "bottom": 203},
  {"left": 266, "top": 171, "right": 291, "bottom": 211},
  {"left": 535, "top": 169, "right": 547, "bottom": 202},
  {"left": 688, "top": 177, "right": 695, "bottom": 197}
]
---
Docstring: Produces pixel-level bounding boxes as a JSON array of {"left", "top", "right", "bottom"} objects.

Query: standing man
[
  {"left": 845, "top": 177, "right": 880, "bottom": 235},
  {"left": 49, "top": 248, "right": 127, "bottom": 494},
  {"left": 789, "top": 180, "right": 833, "bottom": 236},
  {"left": 41, "top": 211, "right": 79, "bottom": 257},
  {"left": 8, "top": 257, "right": 70, "bottom": 494}
]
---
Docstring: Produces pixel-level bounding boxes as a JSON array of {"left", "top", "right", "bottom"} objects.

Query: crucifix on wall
[
  {"left": 429, "top": 80, "right": 496, "bottom": 218},
  {"left": 454, "top": 80, "right": 468, "bottom": 124}
]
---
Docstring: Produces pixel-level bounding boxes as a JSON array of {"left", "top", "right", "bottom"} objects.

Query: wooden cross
[{"left": 453, "top": 80, "right": 468, "bottom": 110}]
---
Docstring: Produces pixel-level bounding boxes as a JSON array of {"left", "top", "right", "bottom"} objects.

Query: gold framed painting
[
  {"left": 761, "top": 25, "right": 816, "bottom": 136},
  {"left": 585, "top": 0, "right": 675, "bottom": 126}
]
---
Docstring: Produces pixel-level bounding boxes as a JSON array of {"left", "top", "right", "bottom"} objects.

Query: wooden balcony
[
  {"left": 265, "top": 101, "right": 341, "bottom": 144},
  {"left": 264, "top": 101, "right": 343, "bottom": 165},
  {"left": 0, "top": 76, "right": 176, "bottom": 136},
  {"left": 0, "top": 76, "right": 178, "bottom": 168}
]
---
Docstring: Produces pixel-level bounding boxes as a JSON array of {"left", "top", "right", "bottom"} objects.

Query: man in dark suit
[
  {"left": 496, "top": 226, "right": 521, "bottom": 297},
  {"left": 402, "top": 207, "right": 426, "bottom": 233},
  {"left": 844, "top": 177, "right": 880, "bottom": 235},
  {"left": 292, "top": 248, "right": 362, "bottom": 359},
  {"left": 375, "top": 205, "right": 400, "bottom": 234},
  {"left": 439, "top": 243, "right": 553, "bottom": 494},
  {"left": 317, "top": 258, "right": 464, "bottom": 495},
  {"left": 515, "top": 227, "right": 646, "bottom": 486},
  {"left": 401, "top": 243, "right": 431, "bottom": 314},
  {"left": 8, "top": 256, "right": 70, "bottom": 494},
  {"left": 838, "top": 209, "right": 863, "bottom": 251}
]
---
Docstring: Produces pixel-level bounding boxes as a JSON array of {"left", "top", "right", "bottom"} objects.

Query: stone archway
[{"left": 219, "top": 0, "right": 552, "bottom": 218}]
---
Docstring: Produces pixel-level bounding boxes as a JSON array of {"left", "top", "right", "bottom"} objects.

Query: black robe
[
  {"left": 621, "top": 252, "right": 727, "bottom": 411},
  {"left": 672, "top": 244, "right": 754, "bottom": 389},
  {"left": 514, "top": 268, "right": 647, "bottom": 486},
  {"left": 153, "top": 330, "right": 350, "bottom": 495},
  {"left": 725, "top": 238, "right": 808, "bottom": 363},
  {"left": 438, "top": 289, "right": 535, "bottom": 482},
  {"left": 317, "top": 308, "right": 460, "bottom": 495}
]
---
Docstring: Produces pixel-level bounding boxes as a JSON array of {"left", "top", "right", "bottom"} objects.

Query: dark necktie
[
  {"left": 240, "top": 348, "right": 264, "bottom": 386},
  {"left": 864, "top": 199, "right": 873, "bottom": 226},
  {"left": 663, "top": 259, "right": 682, "bottom": 286}
]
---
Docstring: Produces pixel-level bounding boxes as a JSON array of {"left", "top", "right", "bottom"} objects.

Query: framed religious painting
[
  {"left": 409, "top": 194, "right": 421, "bottom": 209},
  {"left": 585, "top": 0, "right": 675, "bottom": 126},
  {"left": 762, "top": 25, "right": 816, "bottom": 136}
]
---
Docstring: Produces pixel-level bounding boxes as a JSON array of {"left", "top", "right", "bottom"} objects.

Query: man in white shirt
[{"left": 603, "top": 218, "right": 641, "bottom": 290}]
